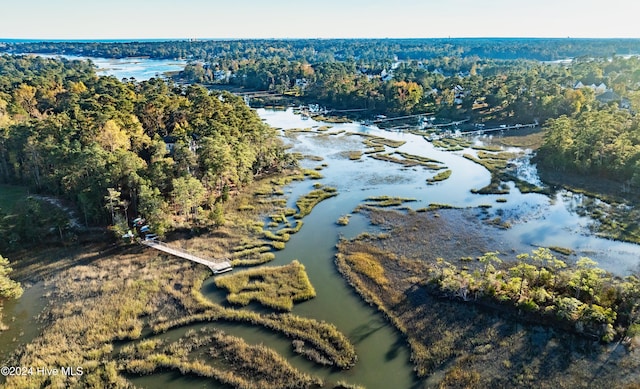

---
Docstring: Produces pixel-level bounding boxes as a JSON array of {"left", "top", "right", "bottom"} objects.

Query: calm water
[
  {"left": 262, "top": 108, "right": 640, "bottom": 274},
  {"left": 136, "top": 107, "right": 640, "bottom": 388},
  {"left": 0, "top": 282, "right": 46, "bottom": 363},
  {"left": 4, "top": 56, "right": 640, "bottom": 388},
  {"left": 5, "top": 105, "right": 640, "bottom": 389},
  {"left": 19, "top": 53, "right": 186, "bottom": 81}
]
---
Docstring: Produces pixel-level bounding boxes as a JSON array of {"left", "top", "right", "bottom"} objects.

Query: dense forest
[
  {"left": 537, "top": 108, "right": 640, "bottom": 183},
  {"left": 221, "top": 55, "right": 640, "bottom": 119},
  {"left": 3, "top": 38, "right": 640, "bottom": 62},
  {"left": 0, "top": 54, "right": 294, "bottom": 250},
  {"left": 2, "top": 38, "right": 640, "bottom": 248},
  {"left": 4, "top": 38, "right": 640, "bottom": 120}
]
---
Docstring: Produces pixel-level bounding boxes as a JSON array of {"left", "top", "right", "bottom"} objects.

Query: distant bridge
[{"left": 141, "top": 240, "right": 232, "bottom": 274}]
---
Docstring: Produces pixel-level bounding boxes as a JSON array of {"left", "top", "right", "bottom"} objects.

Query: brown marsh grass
[
  {"left": 3, "top": 171, "right": 354, "bottom": 387},
  {"left": 335, "top": 206, "right": 640, "bottom": 387}
]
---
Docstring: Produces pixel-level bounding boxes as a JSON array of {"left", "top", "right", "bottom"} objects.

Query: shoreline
[
  {"left": 1, "top": 170, "right": 360, "bottom": 388},
  {"left": 335, "top": 206, "right": 640, "bottom": 388}
]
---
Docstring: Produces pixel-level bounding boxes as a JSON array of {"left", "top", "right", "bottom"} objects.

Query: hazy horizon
[
  {"left": 3, "top": 37, "right": 640, "bottom": 42},
  {"left": 3, "top": 0, "right": 639, "bottom": 40}
]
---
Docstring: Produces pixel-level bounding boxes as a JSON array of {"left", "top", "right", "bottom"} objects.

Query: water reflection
[{"left": 262, "top": 107, "right": 640, "bottom": 276}]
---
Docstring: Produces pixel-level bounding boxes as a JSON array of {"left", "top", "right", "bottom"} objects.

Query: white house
[
  {"left": 594, "top": 83, "right": 608, "bottom": 94},
  {"left": 381, "top": 69, "right": 393, "bottom": 82},
  {"left": 575, "top": 81, "right": 607, "bottom": 95},
  {"left": 295, "top": 78, "right": 309, "bottom": 90},
  {"left": 214, "top": 70, "right": 231, "bottom": 82}
]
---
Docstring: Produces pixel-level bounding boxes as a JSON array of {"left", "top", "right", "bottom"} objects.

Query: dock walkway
[{"left": 141, "top": 240, "right": 232, "bottom": 274}]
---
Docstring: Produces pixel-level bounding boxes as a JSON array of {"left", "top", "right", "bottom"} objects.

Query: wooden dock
[
  {"left": 141, "top": 240, "right": 232, "bottom": 274},
  {"left": 426, "top": 122, "right": 539, "bottom": 141},
  {"left": 373, "top": 112, "right": 433, "bottom": 123},
  {"left": 461, "top": 122, "right": 538, "bottom": 136}
]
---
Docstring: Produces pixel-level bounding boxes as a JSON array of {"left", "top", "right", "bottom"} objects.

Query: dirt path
[{"left": 30, "top": 195, "right": 83, "bottom": 228}]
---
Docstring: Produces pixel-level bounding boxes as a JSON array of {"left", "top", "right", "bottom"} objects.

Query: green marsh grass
[
  {"left": 348, "top": 151, "right": 363, "bottom": 160},
  {"left": 337, "top": 214, "right": 351, "bottom": 226},
  {"left": 123, "top": 327, "right": 322, "bottom": 389},
  {"left": 295, "top": 186, "right": 338, "bottom": 218},
  {"left": 215, "top": 260, "right": 316, "bottom": 311},
  {"left": 4, "top": 169, "right": 356, "bottom": 388},
  {"left": 364, "top": 195, "right": 417, "bottom": 208},
  {"left": 427, "top": 169, "right": 452, "bottom": 184}
]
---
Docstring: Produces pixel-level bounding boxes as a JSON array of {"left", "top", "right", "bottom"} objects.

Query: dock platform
[{"left": 141, "top": 240, "right": 232, "bottom": 274}]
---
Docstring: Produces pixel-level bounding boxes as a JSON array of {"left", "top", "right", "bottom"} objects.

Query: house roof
[{"left": 596, "top": 90, "right": 620, "bottom": 103}]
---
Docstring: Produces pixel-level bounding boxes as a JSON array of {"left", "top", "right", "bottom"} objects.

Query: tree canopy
[{"left": 0, "top": 55, "right": 294, "bottom": 245}]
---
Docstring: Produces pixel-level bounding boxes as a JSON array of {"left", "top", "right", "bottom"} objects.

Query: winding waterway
[
  {"left": 4, "top": 56, "right": 640, "bottom": 388},
  {"left": 216, "top": 107, "right": 640, "bottom": 387},
  {"left": 260, "top": 108, "right": 640, "bottom": 274},
  {"left": 134, "top": 107, "right": 640, "bottom": 388}
]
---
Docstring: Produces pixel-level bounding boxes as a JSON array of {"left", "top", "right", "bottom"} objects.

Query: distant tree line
[
  {"left": 4, "top": 38, "right": 640, "bottom": 121},
  {"left": 3, "top": 38, "right": 640, "bottom": 62},
  {"left": 193, "top": 55, "right": 639, "bottom": 122}
]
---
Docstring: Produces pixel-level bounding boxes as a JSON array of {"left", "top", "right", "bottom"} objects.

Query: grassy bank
[
  {"left": 427, "top": 169, "right": 452, "bottom": 184},
  {"left": 215, "top": 260, "right": 316, "bottom": 311},
  {"left": 463, "top": 152, "right": 547, "bottom": 195},
  {"left": 347, "top": 133, "right": 406, "bottom": 154},
  {"left": 369, "top": 152, "right": 446, "bottom": 170},
  {"left": 153, "top": 306, "right": 357, "bottom": 369},
  {"left": 3, "top": 171, "right": 355, "bottom": 387},
  {"left": 430, "top": 137, "right": 471, "bottom": 151},
  {"left": 362, "top": 196, "right": 417, "bottom": 208},
  {"left": 334, "top": 206, "right": 640, "bottom": 387},
  {"left": 122, "top": 327, "right": 323, "bottom": 389},
  {"left": 3, "top": 249, "right": 193, "bottom": 388},
  {"left": 295, "top": 185, "right": 338, "bottom": 218}
]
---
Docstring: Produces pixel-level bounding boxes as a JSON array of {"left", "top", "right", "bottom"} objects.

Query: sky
[{"left": 3, "top": 0, "right": 640, "bottom": 40}]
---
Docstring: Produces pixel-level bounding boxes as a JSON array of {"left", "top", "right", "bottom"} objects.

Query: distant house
[
  {"left": 163, "top": 135, "right": 198, "bottom": 155},
  {"left": 163, "top": 136, "right": 177, "bottom": 154},
  {"left": 295, "top": 78, "right": 309, "bottom": 90},
  {"left": 593, "top": 83, "right": 608, "bottom": 95},
  {"left": 574, "top": 81, "right": 608, "bottom": 95},
  {"left": 596, "top": 90, "right": 620, "bottom": 104},
  {"left": 453, "top": 85, "right": 466, "bottom": 105},
  {"left": 381, "top": 69, "right": 393, "bottom": 82},
  {"left": 214, "top": 70, "right": 231, "bottom": 82}
]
